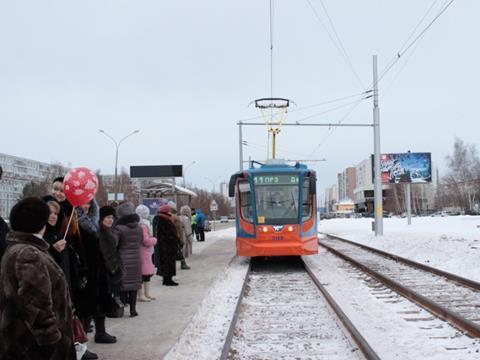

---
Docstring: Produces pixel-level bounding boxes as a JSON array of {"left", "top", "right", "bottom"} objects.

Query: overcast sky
[{"left": 1, "top": 1, "right": 478, "bottom": 197}]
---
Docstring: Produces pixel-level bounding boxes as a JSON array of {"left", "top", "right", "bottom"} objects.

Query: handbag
[
  {"left": 175, "top": 242, "right": 184, "bottom": 261},
  {"left": 72, "top": 315, "right": 88, "bottom": 344}
]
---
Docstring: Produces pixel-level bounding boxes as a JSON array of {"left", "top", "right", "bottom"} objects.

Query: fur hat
[
  {"left": 159, "top": 204, "right": 170, "bottom": 214},
  {"left": 135, "top": 204, "right": 150, "bottom": 220},
  {"left": 99, "top": 206, "right": 116, "bottom": 221},
  {"left": 10, "top": 197, "right": 50, "bottom": 233},
  {"left": 116, "top": 202, "right": 135, "bottom": 219}
]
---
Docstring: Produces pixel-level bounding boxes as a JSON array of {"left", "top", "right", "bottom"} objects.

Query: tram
[{"left": 229, "top": 159, "right": 318, "bottom": 257}]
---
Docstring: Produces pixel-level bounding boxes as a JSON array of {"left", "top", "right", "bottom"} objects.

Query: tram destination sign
[{"left": 254, "top": 174, "right": 299, "bottom": 185}]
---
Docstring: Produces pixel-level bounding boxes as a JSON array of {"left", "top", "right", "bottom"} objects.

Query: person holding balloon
[{"left": 52, "top": 168, "right": 101, "bottom": 360}]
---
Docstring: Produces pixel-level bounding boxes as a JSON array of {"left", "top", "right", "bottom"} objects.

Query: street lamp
[
  {"left": 99, "top": 129, "right": 140, "bottom": 202},
  {"left": 182, "top": 161, "right": 196, "bottom": 187}
]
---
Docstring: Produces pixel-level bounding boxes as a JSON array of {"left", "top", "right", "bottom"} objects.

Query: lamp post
[
  {"left": 99, "top": 129, "right": 139, "bottom": 202},
  {"left": 183, "top": 161, "right": 196, "bottom": 187}
]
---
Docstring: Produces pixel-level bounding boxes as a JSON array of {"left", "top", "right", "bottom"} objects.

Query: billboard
[{"left": 379, "top": 152, "right": 432, "bottom": 184}]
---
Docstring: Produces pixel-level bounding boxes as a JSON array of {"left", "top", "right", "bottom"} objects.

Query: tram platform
[{"left": 88, "top": 226, "right": 236, "bottom": 360}]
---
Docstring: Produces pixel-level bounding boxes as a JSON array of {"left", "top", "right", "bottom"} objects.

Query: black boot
[
  {"left": 82, "top": 349, "right": 98, "bottom": 360},
  {"left": 181, "top": 260, "right": 191, "bottom": 270},
  {"left": 163, "top": 277, "right": 179, "bottom": 286},
  {"left": 94, "top": 317, "right": 117, "bottom": 343},
  {"left": 129, "top": 291, "right": 138, "bottom": 317}
]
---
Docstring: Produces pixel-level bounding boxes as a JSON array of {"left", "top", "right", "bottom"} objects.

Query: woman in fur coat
[
  {"left": 0, "top": 198, "right": 76, "bottom": 359},
  {"left": 114, "top": 202, "right": 143, "bottom": 317},
  {"left": 135, "top": 205, "right": 157, "bottom": 301}
]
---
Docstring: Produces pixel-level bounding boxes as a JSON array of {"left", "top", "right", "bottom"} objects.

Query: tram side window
[
  {"left": 302, "top": 178, "right": 313, "bottom": 221},
  {"left": 238, "top": 180, "right": 253, "bottom": 223}
]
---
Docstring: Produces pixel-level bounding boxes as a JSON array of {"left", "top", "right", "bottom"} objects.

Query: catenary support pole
[
  {"left": 373, "top": 55, "right": 384, "bottom": 236},
  {"left": 239, "top": 121, "right": 244, "bottom": 171},
  {"left": 405, "top": 183, "right": 412, "bottom": 225}
]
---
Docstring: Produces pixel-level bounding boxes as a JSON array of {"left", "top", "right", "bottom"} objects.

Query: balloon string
[{"left": 62, "top": 206, "right": 76, "bottom": 241}]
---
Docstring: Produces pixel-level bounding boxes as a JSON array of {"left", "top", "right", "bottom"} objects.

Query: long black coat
[
  {"left": 154, "top": 213, "right": 180, "bottom": 278},
  {"left": 114, "top": 214, "right": 142, "bottom": 291},
  {"left": 98, "top": 226, "right": 123, "bottom": 286},
  {"left": 0, "top": 232, "right": 76, "bottom": 360}
]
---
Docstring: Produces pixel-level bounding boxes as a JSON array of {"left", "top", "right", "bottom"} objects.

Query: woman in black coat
[
  {"left": 154, "top": 204, "right": 181, "bottom": 286},
  {"left": 77, "top": 199, "right": 117, "bottom": 344},
  {"left": 98, "top": 206, "right": 124, "bottom": 316}
]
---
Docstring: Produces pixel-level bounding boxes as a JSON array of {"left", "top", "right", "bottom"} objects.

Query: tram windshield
[{"left": 254, "top": 174, "right": 300, "bottom": 225}]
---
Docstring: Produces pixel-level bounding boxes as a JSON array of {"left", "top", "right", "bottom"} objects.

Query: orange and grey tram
[{"left": 229, "top": 160, "right": 318, "bottom": 257}]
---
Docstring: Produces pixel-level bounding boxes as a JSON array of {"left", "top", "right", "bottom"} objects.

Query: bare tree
[
  {"left": 95, "top": 170, "right": 108, "bottom": 207},
  {"left": 441, "top": 137, "right": 480, "bottom": 210}
]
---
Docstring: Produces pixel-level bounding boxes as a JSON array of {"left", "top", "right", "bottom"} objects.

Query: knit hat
[
  {"left": 116, "top": 202, "right": 136, "bottom": 219},
  {"left": 159, "top": 204, "right": 170, "bottom": 214},
  {"left": 10, "top": 197, "right": 50, "bottom": 233},
  {"left": 135, "top": 204, "right": 150, "bottom": 220},
  {"left": 99, "top": 206, "right": 116, "bottom": 221}
]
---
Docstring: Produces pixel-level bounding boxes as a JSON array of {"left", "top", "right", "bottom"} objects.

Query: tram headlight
[
  {"left": 287, "top": 226, "right": 294, "bottom": 232},
  {"left": 262, "top": 226, "right": 268, "bottom": 233}
]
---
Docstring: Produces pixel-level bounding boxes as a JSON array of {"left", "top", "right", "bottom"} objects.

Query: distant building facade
[{"left": 0, "top": 153, "right": 57, "bottom": 218}]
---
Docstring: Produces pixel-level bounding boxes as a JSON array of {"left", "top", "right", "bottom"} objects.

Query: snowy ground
[
  {"left": 164, "top": 253, "right": 249, "bottom": 360},
  {"left": 319, "top": 215, "right": 480, "bottom": 282},
  {"left": 165, "top": 217, "right": 480, "bottom": 359}
]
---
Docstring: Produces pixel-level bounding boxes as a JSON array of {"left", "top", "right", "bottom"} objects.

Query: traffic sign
[{"left": 210, "top": 200, "right": 218, "bottom": 212}]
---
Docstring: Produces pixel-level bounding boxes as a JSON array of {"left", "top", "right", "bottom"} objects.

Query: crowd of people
[{"left": 0, "top": 171, "right": 208, "bottom": 360}]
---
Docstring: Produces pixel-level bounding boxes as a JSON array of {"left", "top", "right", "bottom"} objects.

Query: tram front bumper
[{"left": 236, "top": 236, "right": 318, "bottom": 257}]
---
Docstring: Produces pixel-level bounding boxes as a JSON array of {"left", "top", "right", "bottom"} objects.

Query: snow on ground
[
  {"left": 319, "top": 216, "right": 480, "bottom": 282},
  {"left": 164, "top": 255, "right": 249, "bottom": 360},
  {"left": 192, "top": 226, "right": 236, "bottom": 255},
  {"left": 304, "top": 253, "right": 480, "bottom": 359},
  {"left": 165, "top": 218, "right": 480, "bottom": 359}
]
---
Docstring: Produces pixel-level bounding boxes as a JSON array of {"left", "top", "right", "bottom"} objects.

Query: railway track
[
  {"left": 319, "top": 233, "right": 480, "bottom": 338},
  {"left": 221, "top": 257, "right": 379, "bottom": 360}
]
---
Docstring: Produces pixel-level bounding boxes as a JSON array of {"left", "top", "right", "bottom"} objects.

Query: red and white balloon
[{"left": 64, "top": 167, "right": 99, "bottom": 207}]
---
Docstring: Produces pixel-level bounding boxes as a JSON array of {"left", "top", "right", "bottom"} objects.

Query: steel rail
[
  {"left": 320, "top": 232, "right": 480, "bottom": 290},
  {"left": 220, "top": 258, "right": 251, "bottom": 360},
  {"left": 319, "top": 234, "right": 480, "bottom": 338},
  {"left": 302, "top": 259, "right": 381, "bottom": 360}
]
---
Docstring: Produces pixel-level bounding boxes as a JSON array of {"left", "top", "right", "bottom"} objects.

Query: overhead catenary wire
[
  {"left": 295, "top": 95, "right": 371, "bottom": 124},
  {"left": 305, "top": 0, "right": 366, "bottom": 91},
  {"left": 378, "top": 0, "right": 456, "bottom": 82},
  {"left": 308, "top": 99, "right": 365, "bottom": 157},
  {"left": 379, "top": 0, "right": 442, "bottom": 82}
]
